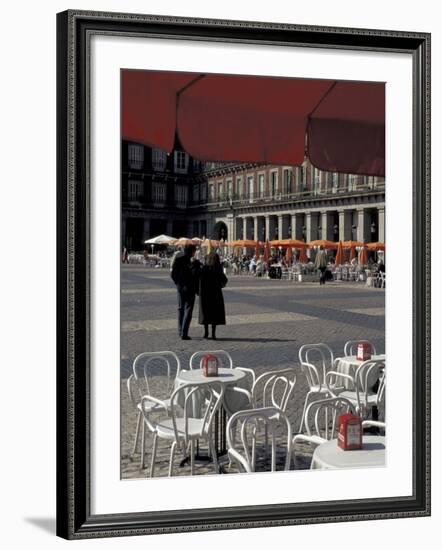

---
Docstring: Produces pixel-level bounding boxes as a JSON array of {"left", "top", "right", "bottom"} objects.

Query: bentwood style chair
[
  {"left": 326, "top": 358, "right": 386, "bottom": 418},
  {"left": 141, "top": 381, "right": 225, "bottom": 476},
  {"left": 292, "top": 396, "right": 355, "bottom": 467},
  {"left": 127, "top": 351, "right": 181, "bottom": 470},
  {"left": 226, "top": 407, "right": 293, "bottom": 473},
  {"left": 297, "top": 343, "right": 343, "bottom": 433}
]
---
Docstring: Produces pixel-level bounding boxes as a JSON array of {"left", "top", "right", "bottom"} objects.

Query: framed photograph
[{"left": 56, "top": 10, "right": 430, "bottom": 539}]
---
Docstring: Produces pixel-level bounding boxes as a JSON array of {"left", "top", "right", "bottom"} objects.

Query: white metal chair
[
  {"left": 127, "top": 351, "right": 181, "bottom": 469},
  {"left": 379, "top": 271, "right": 386, "bottom": 288},
  {"left": 292, "top": 396, "right": 355, "bottom": 467},
  {"left": 326, "top": 358, "right": 385, "bottom": 418},
  {"left": 297, "top": 343, "right": 343, "bottom": 433},
  {"left": 141, "top": 380, "right": 225, "bottom": 476},
  {"left": 251, "top": 367, "right": 297, "bottom": 412},
  {"left": 281, "top": 267, "right": 290, "bottom": 280},
  {"left": 343, "top": 339, "right": 377, "bottom": 357},
  {"left": 226, "top": 407, "right": 292, "bottom": 473}
]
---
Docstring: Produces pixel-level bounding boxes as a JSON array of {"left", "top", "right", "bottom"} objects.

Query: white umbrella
[{"left": 144, "top": 234, "right": 176, "bottom": 245}]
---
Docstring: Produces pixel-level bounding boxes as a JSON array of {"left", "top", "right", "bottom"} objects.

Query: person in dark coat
[
  {"left": 171, "top": 244, "right": 201, "bottom": 340},
  {"left": 198, "top": 252, "right": 227, "bottom": 340},
  {"left": 314, "top": 245, "right": 328, "bottom": 285}
]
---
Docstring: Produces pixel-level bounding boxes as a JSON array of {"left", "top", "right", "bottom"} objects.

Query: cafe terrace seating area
[
  {"left": 125, "top": 341, "right": 386, "bottom": 477},
  {"left": 128, "top": 236, "right": 385, "bottom": 288}
]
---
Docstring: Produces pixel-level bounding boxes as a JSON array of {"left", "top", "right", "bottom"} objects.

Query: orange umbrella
[
  {"left": 254, "top": 240, "right": 261, "bottom": 258},
  {"left": 308, "top": 239, "right": 339, "bottom": 249},
  {"left": 263, "top": 240, "right": 271, "bottom": 262},
  {"left": 335, "top": 240, "right": 344, "bottom": 266},
  {"left": 299, "top": 246, "right": 307, "bottom": 263},
  {"left": 366, "top": 242, "right": 385, "bottom": 250},
  {"left": 358, "top": 246, "right": 368, "bottom": 266},
  {"left": 270, "top": 239, "right": 307, "bottom": 248},
  {"left": 227, "top": 239, "right": 259, "bottom": 248},
  {"left": 341, "top": 240, "right": 364, "bottom": 249},
  {"left": 174, "top": 237, "right": 197, "bottom": 246},
  {"left": 285, "top": 246, "right": 293, "bottom": 265}
]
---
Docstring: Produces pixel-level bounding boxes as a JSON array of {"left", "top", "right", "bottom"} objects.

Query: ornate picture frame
[{"left": 56, "top": 10, "right": 430, "bottom": 539}]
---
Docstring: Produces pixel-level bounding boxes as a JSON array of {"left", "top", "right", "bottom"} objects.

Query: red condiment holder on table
[
  {"left": 338, "top": 413, "right": 363, "bottom": 450},
  {"left": 200, "top": 354, "right": 219, "bottom": 377},
  {"left": 356, "top": 342, "right": 372, "bottom": 361}
]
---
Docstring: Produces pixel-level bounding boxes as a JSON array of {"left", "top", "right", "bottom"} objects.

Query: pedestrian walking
[
  {"left": 170, "top": 244, "right": 201, "bottom": 340},
  {"left": 198, "top": 252, "right": 227, "bottom": 340},
  {"left": 122, "top": 246, "right": 129, "bottom": 264},
  {"left": 314, "top": 245, "right": 328, "bottom": 285}
]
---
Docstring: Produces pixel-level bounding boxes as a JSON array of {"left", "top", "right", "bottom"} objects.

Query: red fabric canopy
[{"left": 122, "top": 70, "right": 385, "bottom": 176}]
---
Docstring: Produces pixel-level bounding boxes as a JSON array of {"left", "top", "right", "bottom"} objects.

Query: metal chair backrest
[
  {"left": 298, "top": 343, "right": 334, "bottom": 390},
  {"left": 343, "top": 340, "right": 377, "bottom": 357},
  {"left": 251, "top": 367, "right": 297, "bottom": 412},
  {"left": 189, "top": 350, "right": 233, "bottom": 370},
  {"left": 354, "top": 359, "right": 385, "bottom": 408},
  {"left": 226, "top": 407, "right": 292, "bottom": 473},
  {"left": 168, "top": 381, "right": 225, "bottom": 446},
  {"left": 131, "top": 351, "right": 181, "bottom": 401},
  {"left": 304, "top": 396, "right": 356, "bottom": 441}
]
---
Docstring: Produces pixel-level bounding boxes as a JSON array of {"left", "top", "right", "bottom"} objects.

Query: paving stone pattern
[{"left": 120, "top": 266, "right": 385, "bottom": 480}]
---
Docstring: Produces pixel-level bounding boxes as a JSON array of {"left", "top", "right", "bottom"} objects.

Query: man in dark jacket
[{"left": 171, "top": 244, "right": 200, "bottom": 340}]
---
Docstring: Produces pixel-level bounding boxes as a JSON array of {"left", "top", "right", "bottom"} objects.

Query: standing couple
[{"left": 171, "top": 244, "right": 227, "bottom": 340}]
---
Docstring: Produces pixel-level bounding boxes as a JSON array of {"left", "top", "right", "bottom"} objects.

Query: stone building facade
[{"left": 122, "top": 141, "right": 385, "bottom": 250}]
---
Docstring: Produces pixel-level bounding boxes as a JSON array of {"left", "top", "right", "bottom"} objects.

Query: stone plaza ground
[{"left": 120, "top": 265, "right": 385, "bottom": 479}]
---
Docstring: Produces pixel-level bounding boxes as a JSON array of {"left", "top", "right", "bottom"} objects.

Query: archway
[{"left": 212, "top": 221, "right": 228, "bottom": 241}]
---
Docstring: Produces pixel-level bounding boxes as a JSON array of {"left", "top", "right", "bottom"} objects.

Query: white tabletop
[
  {"left": 337, "top": 354, "right": 385, "bottom": 369},
  {"left": 176, "top": 367, "right": 245, "bottom": 386},
  {"left": 311, "top": 435, "right": 385, "bottom": 470},
  {"left": 336, "top": 355, "right": 385, "bottom": 389}
]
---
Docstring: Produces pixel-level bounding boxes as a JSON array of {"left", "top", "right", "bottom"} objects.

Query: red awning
[{"left": 122, "top": 70, "right": 385, "bottom": 176}]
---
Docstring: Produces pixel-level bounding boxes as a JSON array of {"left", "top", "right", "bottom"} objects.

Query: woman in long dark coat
[{"left": 198, "top": 252, "right": 227, "bottom": 340}]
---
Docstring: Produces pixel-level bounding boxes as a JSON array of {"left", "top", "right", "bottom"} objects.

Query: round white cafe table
[
  {"left": 311, "top": 435, "right": 386, "bottom": 470},
  {"left": 336, "top": 354, "right": 385, "bottom": 389},
  {"left": 176, "top": 367, "right": 245, "bottom": 386}
]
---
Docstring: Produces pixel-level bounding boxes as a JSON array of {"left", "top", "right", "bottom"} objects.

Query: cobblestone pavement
[{"left": 121, "top": 266, "right": 385, "bottom": 480}]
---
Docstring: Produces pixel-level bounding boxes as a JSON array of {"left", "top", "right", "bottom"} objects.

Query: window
[
  {"left": 209, "top": 183, "right": 215, "bottom": 201},
  {"left": 193, "top": 185, "right": 199, "bottom": 202},
  {"left": 128, "top": 144, "right": 144, "bottom": 170},
  {"left": 236, "top": 177, "right": 243, "bottom": 198},
  {"left": 128, "top": 179, "right": 143, "bottom": 201},
  {"left": 283, "top": 169, "right": 292, "bottom": 194},
  {"left": 152, "top": 183, "right": 166, "bottom": 204},
  {"left": 270, "top": 171, "right": 278, "bottom": 197},
  {"left": 348, "top": 174, "right": 358, "bottom": 191},
  {"left": 258, "top": 173, "right": 265, "bottom": 197},
  {"left": 175, "top": 185, "right": 188, "bottom": 206},
  {"left": 152, "top": 148, "right": 167, "bottom": 171},
  {"left": 218, "top": 182, "right": 224, "bottom": 201},
  {"left": 200, "top": 183, "right": 207, "bottom": 202},
  {"left": 314, "top": 168, "right": 321, "bottom": 185},
  {"left": 299, "top": 165, "right": 307, "bottom": 189},
  {"left": 247, "top": 176, "right": 254, "bottom": 199},
  {"left": 226, "top": 179, "right": 233, "bottom": 198},
  {"left": 174, "top": 151, "right": 189, "bottom": 173}
]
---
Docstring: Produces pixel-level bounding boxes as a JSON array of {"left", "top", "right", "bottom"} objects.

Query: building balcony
[{"left": 190, "top": 182, "right": 385, "bottom": 211}]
